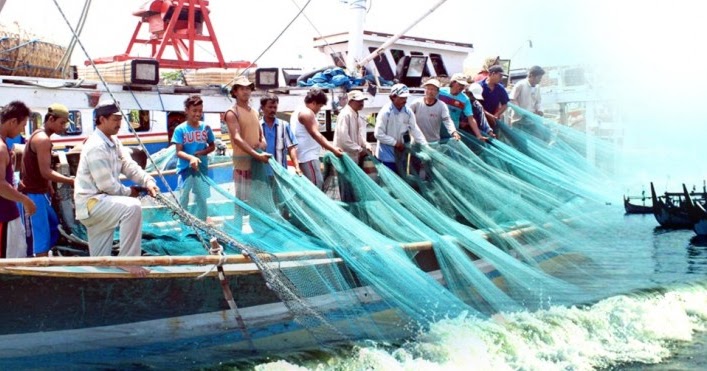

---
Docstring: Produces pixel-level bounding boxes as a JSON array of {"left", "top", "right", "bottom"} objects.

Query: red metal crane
[{"left": 91, "top": 0, "right": 251, "bottom": 69}]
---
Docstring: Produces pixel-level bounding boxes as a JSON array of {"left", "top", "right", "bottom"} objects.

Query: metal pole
[{"left": 356, "top": 0, "right": 448, "bottom": 70}]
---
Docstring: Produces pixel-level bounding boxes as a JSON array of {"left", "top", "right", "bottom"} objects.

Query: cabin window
[
  {"left": 64, "top": 110, "right": 83, "bottom": 136},
  {"left": 167, "top": 112, "right": 186, "bottom": 144},
  {"left": 128, "top": 110, "right": 151, "bottom": 132},
  {"left": 29, "top": 112, "right": 42, "bottom": 134},
  {"left": 409, "top": 51, "right": 431, "bottom": 77},
  {"left": 429, "top": 53, "right": 448, "bottom": 77},
  {"left": 330, "top": 52, "right": 346, "bottom": 68},
  {"left": 367, "top": 47, "right": 395, "bottom": 81},
  {"left": 390, "top": 49, "right": 405, "bottom": 64}
]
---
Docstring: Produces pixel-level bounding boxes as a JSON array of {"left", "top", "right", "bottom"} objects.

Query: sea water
[{"left": 224, "top": 207, "right": 707, "bottom": 371}]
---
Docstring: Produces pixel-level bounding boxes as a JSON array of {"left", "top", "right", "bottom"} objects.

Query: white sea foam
[{"left": 254, "top": 282, "right": 707, "bottom": 371}]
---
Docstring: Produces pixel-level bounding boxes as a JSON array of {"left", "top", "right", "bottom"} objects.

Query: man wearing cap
[
  {"left": 374, "top": 83, "right": 427, "bottom": 173},
  {"left": 465, "top": 83, "right": 495, "bottom": 137},
  {"left": 480, "top": 65, "right": 511, "bottom": 129},
  {"left": 225, "top": 75, "right": 270, "bottom": 202},
  {"left": 409, "top": 79, "right": 459, "bottom": 143},
  {"left": 73, "top": 100, "right": 158, "bottom": 273},
  {"left": 19, "top": 103, "right": 75, "bottom": 256},
  {"left": 511, "top": 65, "right": 545, "bottom": 121},
  {"left": 334, "top": 90, "right": 372, "bottom": 162},
  {"left": 0, "top": 101, "right": 36, "bottom": 259},
  {"left": 334, "top": 90, "right": 371, "bottom": 201},
  {"left": 171, "top": 95, "right": 215, "bottom": 221},
  {"left": 292, "top": 88, "right": 343, "bottom": 189},
  {"left": 438, "top": 73, "right": 484, "bottom": 140}
]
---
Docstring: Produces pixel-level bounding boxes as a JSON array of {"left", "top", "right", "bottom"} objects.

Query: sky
[{"left": 2, "top": 0, "right": 707, "bottom": 188}]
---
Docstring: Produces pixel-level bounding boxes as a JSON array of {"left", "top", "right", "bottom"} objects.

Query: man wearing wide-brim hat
[
  {"left": 19, "top": 103, "right": 76, "bottom": 257},
  {"left": 223, "top": 74, "right": 269, "bottom": 214},
  {"left": 73, "top": 99, "right": 159, "bottom": 275}
]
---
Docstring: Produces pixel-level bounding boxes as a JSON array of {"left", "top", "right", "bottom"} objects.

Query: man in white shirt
[
  {"left": 409, "top": 78, "right": 459, "bottom": 143},
  {"left": 334, "top": 90, "right": 371, "bottom": 163},
  {"left": 511, "top": 65, "right": 545, "bottom": 122}
]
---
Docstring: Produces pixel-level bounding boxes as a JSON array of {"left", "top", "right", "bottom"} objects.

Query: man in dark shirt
[
  {"left": 20, "top": 103, "right": 75, "bottom": 256},
  {"left": 480, "top": 65, "right": 510, "bottom": 130}
]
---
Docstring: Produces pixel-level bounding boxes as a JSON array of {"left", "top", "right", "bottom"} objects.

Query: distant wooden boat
[
  {"left": 682, "top": 184, "right": 707, "bottom": 236},
  {"left": 623, "top": 196, "right": 652, "bottom": 214},
  {"left": 650, "top": 182, "right": 693, "bottom": 228}
]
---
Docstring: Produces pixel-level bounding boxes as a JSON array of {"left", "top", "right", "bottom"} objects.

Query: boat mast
[
  {"left": 356, "top": 0, "right": 448, "bottom": 70},
  {"left": 344, "top": 0, "right": 367, "bottom": 75}
]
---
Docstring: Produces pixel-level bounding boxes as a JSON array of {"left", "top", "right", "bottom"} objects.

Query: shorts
[
  {"left": 1, "top": 216, "right": 28, "bottom": 258},
  {"left": 300, "top": 159, "right": 323, "bottom": 189},
  {"left": 22, "top": 193, "right": 59, "bottom": 255}
]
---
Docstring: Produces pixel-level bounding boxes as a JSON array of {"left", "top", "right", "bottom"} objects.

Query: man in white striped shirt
[{"left": 74, "top": 100, "right": 158, "bottom": 274}]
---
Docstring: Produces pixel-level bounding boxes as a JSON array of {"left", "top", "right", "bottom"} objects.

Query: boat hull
[{"left": 0, "top": 246, "right": 572, "bottom": 367}]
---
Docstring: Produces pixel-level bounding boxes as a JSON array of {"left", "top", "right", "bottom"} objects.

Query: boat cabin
[{"left": 313, "top": 30, "right": 473, "bottom": 87}]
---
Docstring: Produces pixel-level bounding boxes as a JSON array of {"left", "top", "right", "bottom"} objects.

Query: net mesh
[{"left": 64, "top": 107, "right": 617, "bottom": 352}]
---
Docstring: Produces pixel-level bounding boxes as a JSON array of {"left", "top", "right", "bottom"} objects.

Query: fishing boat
[
  {"left": 681, "top": 184, "right": 707, "bottom": 236},
  {"left": 650, "top": 182, "right": 707, "bottom": 229},
  {"left": 623, "top": 194, "right": 652, "bottom": 214},
  {"left": 0, "top": 188, "right": 578, "bottom": 368},
  {"left": 0, "top": 1, "right": 602, "bottom": 367}
]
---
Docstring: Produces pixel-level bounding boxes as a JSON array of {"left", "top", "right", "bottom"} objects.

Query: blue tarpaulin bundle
[{"left": 297, "top": 67, "right": 389, "bottom": 89}]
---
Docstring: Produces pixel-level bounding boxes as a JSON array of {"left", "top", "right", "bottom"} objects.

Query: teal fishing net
[{"left": 59, "top": 108, "right": 616, "bottom": 352}]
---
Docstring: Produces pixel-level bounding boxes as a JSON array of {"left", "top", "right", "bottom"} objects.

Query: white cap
[
  {"left": 390, "top": 83, "right": 411, "bottom": 97},
  {"left": 467, "top": 83, "right": 484, "bottom": 100}
]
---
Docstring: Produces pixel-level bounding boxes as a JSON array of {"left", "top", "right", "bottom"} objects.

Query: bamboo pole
[
  {"left": 0, "top": 221, "right": 545, "bottom": 269},
  {"left": 0, "top": 241, "right": 435, "bottom": 268}
]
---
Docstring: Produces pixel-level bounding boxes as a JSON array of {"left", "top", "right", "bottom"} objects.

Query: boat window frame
[
  {"left": 28, "top": 112, "right": 42, "bottom": 134},
  {"left": 330, "top": 52, "right": 346, "bottom": 68},
  {"left": 64, "top": 110, "right": 84, "bottom": 136},
  {"left": 367, "top": 47, "right": 395, "bottom": 81},
  {"left": 127, "top": 109, "right": 152, "bottom": 133},
  {"left": 390, "top": 49, "right": 406, "bottom": 65},
  {"left": 429, "top": 53, "right": 448, "bottom": 77},
  {"left": 409, "top": 51, "right": 431, "bottom": 77}
]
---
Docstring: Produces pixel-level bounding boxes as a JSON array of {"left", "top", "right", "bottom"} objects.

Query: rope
[
  {"left": 289, "top": 0, "right": 337, "bottom": 58},
  {"left": 224, "top": 0, "right": 313, "bottom": 87},
  {"left": 0, "top": 39, "right": 39, "bottom": 54}
]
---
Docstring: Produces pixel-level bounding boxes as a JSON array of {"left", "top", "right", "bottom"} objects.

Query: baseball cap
[
  {"left": 390, "top": 83, "right": 410, "bottom": 97},
  {"left": 488, "top": 65, "right": 508, "bottom": 77},
  {"left": 450, "top": 73, "right": 469, "bottom": 86},
  {"left": 347, "top": 90, "right": 367, "bottom": 101},
  {"left": 94, "top": 99, "right": 121, "bottom": 117},
  {"left": 47, "top": 103, "right": 74, "bottom": 125},
  {"left": 467, "top": 83, "right": 484, "bottom": 100},
  {"left": 422, "top": 79, "right": 441, "bottom": 89}
]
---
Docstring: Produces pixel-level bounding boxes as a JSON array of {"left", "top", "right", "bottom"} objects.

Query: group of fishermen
[{"left": 0, "top": 60, "right": 546, "bottom": 276}]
